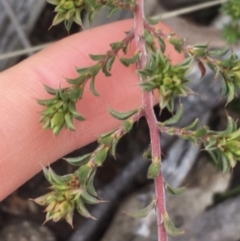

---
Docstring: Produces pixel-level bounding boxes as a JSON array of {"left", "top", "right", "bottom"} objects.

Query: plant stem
[{"left": 133, "top": 1, "right": 168, "bottom": 241}]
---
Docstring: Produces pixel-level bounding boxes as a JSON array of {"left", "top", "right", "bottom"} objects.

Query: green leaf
[
  {"left": 110, "top": 42, "right": 123, "bottom": 50},
  {"left": 89, "top": 54, "right": 105, "bottom": 61},
  {"left": 220, "top": 116, "right": 236, "bottom": 137},
  {"left": 94, "top": 147, "right": 108, "bottom": 166},
  {"left": 64, "top": 153, "right": 92, "bottom": 166},
  {"left": 119, "top": 51, "right": 139, "bottom": 67},
  {"left": 208, "top": 150, "right": 219, "bottom": 165},
  {"left": 68, "top": 102, "right": 85, "bottom": 121},
  {"left": 42, "top": 166, "right": 63, "bottom": 186},
  {"left": 110, "top": 140, "right": 118, "bottom": 158},
  {"left": 37, "top": 98, "right": 56, "bottom": 106},
  {"left": 51, "top": 12, "right": 65, "bottom": 27},
  {"left": 52, "top": 125, "right": 63, "bottom": 136},
  {"left": 226, "top": 82, "right": 235, "bottom": 103},
  {"left": 158, "top": 37, "right": 166, "bottom": 53},
  {"left": 228, "top": 128, "right": 240, "bottom": 141},
  {"left": 98, "top": 131, "right": 115, "bottom": 145},
  {"left": 147, "top": 158, "right": 161, "bottom": 179},
  {"left": 67, "top": 75, "right": 86, "bottom": 85},
  {"left": 108, "top": 7, "right": 118, "bottom": 18},
  {"left": 64, "top": 113, "right": 75, "bottom": 130},
  {"left": 86, "top": 170, "right": 98, "bottom": 197},
  {"left": 47, "top": 0, "right": 59, "bottom": 5},
  {"left": 64, "top": 19, "right": 74, "bottom": 32},
  {"left": 208, "top": 46, "right": 229, "bottom": 57},
  {"left": 76, "top": 198, "right": 96, "bottom": 219},
  {"left": 89, "top": 77, "right": 99, "bottom": 96},
  {"left": 78, "top": 164, "right": 92, "bottom": 182},
  {"left": 168, "top": 37, "right": 184, "bottom": 53},
  {"left": 124, "top": 199, "right": 156, "bottom": 218},
  {"left": 87, "top": 11, "right": 95, "bottom": 25},
  {"left": 146, "top": 17, "right": 159, "bottom": 25},
  {"left": 122, "top": 119, "right": 134, "bottom": 133},
  {"left": 44, "top": 85, "right": 58, "bottom": 95},
  {"left": 106, "top": 56, "right": 115, "bottom": 72},
  {"left": 51, "top": 112, "right": 65, "bottom": 128},
  {"left": 195, "top": 126, "right": 208, "bottom": 137},
  {"left": 74, "top": 8, "right": 83, "bottom": 27},
  {"left": 163, "top": 212, "right": 185, "bottom": 236},
  {"left": 81, "top": 191, "right": 101, "bottom": 204},
  {"left": 225, "top": 152, "right": 236, "bottom": 168},
  {"left": 69, "top": 87, "right": 83, "bottom": 102},
  {"left": 221, "top": 155, "right": 231, "bottom": 173},
  {"left": 184, "top": 118, "right": 199, "bottom": 130},
  {"left": 143, "top": 148, "right": 151, "bottom": 160},
  {"left": 66, "top": 9, "right": 75, "bottom": 20},
  {"left": 139, "top": 81, "right": 157, "bottom": 91},
  {"left": 108, "top": 108, "right": 138, "bottom": 120},
  {"left": 165, "top": 183, "right": 186, "bottom": 195},
  {"left": 162, "top": 103, "right": 184, "bottom": 125}
]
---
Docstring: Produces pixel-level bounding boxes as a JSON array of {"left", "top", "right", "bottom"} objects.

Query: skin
[{"left": 0, "top": 20, "right": 183, "bottom": 201}]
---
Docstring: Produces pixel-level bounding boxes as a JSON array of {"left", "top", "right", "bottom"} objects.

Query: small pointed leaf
[
  {"left": 184, "top": 118, "right": 199, "bottom": 130},
  {"left": 64, "top": 153, "right": 92, "bottom": 166},
  {"left": 81, "top": 191, "right": 101, "bottom": 204},
  {"left": 89, "top": 77, "right": 99, "bottom": 96},
  {"left": 208, "top": 46, "right": 229, "bottom": 57},
  {"left": 163, "top": 212, "right": 185, "bottom": 236},
  {"left": 124, "top": 199, "right": 156, "bottom": 218},
  {"left": 165, "top": 183, "right": 186, "bottom": 195},
  {"left": 147, "top": 158, "right": 161, "bottom": 179},
  {"left": 108, "top": 108, "right": 138, "bottom": 120},
  {"left": 162, "top": 103, "right": 184, "bottom": 125},
  {"left": 86, "top": 170, "right": 98, "bottom": 197},
  {"left": 76, "top": 198, "right": 96, "bottom": 219}
]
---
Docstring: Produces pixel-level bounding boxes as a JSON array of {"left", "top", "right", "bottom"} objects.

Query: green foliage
[
  {"left": 47, "top": 0, "right": 136, "bottom": 30},
  {"left": 222, "top": 0, "right": 240, "bottom": 43},
  {"left": 35, "top": 0, "right": 240, "bottom": 237},
  {"left": 38, "top": 86, "right": 84, "bottom": 135},
  {"left": 138, "top": 51, "right": 192, "bottom": 111},
  {"left": 163, "top": 212, "right": 185, "bottom": 236},
  {"left": 33, "top": 166, "right": 98, "bottom": 227},
  {"left": 124, "top": 199, "right": 156, "bottom": 218},
  {"left": 165, "top": 183, "right": 186, "bottom": 195}
]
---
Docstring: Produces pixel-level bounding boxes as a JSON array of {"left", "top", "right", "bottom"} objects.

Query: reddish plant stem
[{"left": 133, "top": 1, "right": 168, "bottom": 241}]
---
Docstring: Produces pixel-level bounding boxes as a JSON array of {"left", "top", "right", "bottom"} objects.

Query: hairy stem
[{"left": 133, "top": 1, "right": 167, "bottom": 241}]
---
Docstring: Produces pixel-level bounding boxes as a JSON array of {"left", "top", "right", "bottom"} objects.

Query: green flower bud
[
  {"left": 147, "top": 157, "right": 161, "bottom": 179},
  {"left": 63, "top": 1, "right": 75, "bottom": 10}
]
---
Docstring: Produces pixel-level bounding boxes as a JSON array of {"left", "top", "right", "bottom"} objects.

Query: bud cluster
[
  {"left": 138, "top": 51, "right": 192, "bottom": 111},
  {"left": 159, "top": 112, "right": 240, "bottom": 173},
  {"left": 34, "top": 112, "right": 138, "bottom": 225},
  {"left": 187, "top": 45, "right": 240, "bottom": 103},
  {"left": 47, "top": 0, "right": 136, "bottom": 31},
  {"left": 38, "top": 31, "right": 134, "bottom": 135},
  {"left": 33, "top": 166, "right": 100, "bottom": 227},
  {"left": 38, "top": 85, "right": 84, "bottom": 135}
]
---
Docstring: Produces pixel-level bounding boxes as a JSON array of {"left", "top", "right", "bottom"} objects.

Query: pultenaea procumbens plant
[{"left": 34, "top": 0, "right": 240, "bottom": 240}]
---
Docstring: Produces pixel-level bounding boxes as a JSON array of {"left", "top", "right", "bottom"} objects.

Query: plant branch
[{"left": 133, "top": 1, "right": 167, "bottom": 241}]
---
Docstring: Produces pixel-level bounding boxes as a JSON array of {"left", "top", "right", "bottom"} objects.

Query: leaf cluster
[
  {"left": 34, "top": 111, "right": 138, "bottom": 225},
  {"left": 33, "top": 166, "right": 99, "bottom": 227},
  {"left": 221, "top": 0, "right": 240, "bottom": 44},
  {"left": 38, "top": 85, "right": 84, "bottom": 135},
  {"left": 38, "top": 31, "right": 134, "bottom": 135},
  {"left": 47, "top": 0, "right": 136, "bottom": 31},
  {"left": 138, "top": 51, "right": 192, "bottom": 111},
  {"left": 159, "top": 109, "right": 240, "bottom": 173}
]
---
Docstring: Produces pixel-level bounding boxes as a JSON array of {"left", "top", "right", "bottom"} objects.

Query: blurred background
[{"left": 1, "top": 1, "right": 240, "bottom": 241}]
